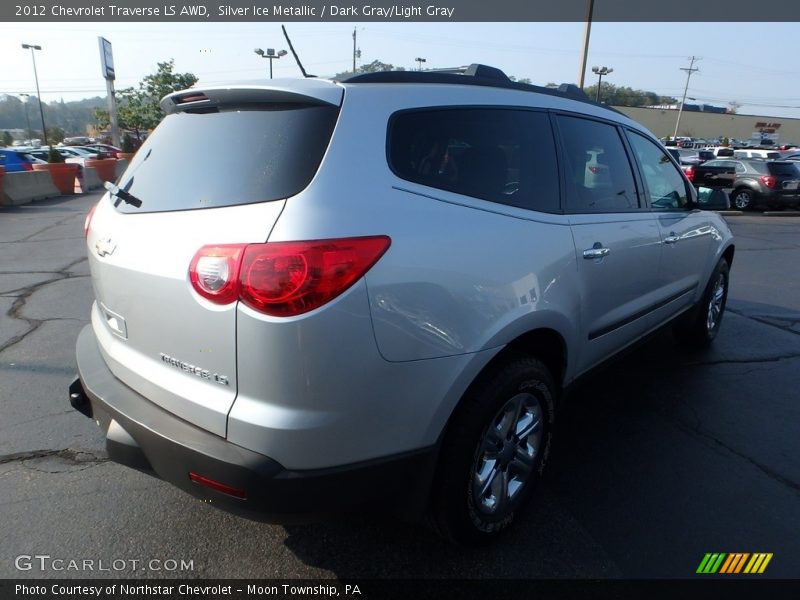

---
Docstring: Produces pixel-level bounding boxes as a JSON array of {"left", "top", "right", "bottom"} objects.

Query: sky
[{"left": 2, "top": 21, "right": 800, "bottom": 120}]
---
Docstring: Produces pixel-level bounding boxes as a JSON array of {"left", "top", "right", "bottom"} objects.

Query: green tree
[
  {"left": 2, "top": 131, "right": 13, "bottom": 146},
  {"left": 334, "top": 60, "right": 404, "bottom": 79},
  {"left": 95, "top": 60, "right": 198, "bottom": 141},
  {"left": 46, "top": 126, "right": 65, "bottom": 144},
  {"left": 583, "top": 82, "right": 676, "bottom": 106}
]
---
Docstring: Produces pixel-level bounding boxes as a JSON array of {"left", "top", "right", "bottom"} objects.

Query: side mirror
[{"left": 696, "top": 187, "right": 730, "bottom": 210}]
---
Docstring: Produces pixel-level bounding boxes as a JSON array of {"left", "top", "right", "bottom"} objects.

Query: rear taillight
[
  {"left": 189, "top": 236, "right": 391, "bottom": 316},
  {"left": 683, "top": 166, "right": 694, "bottom": 182},
  {"left": 760, "top": 175, "right": 778, "bottom": 189},
  {"left": 189, "top": 244, "right": 245, "bottom": 304},
  {"left": 84, "top": 203, "right": 98, "bottom": 238},
  {"left": 22, "top": 162, "right": 33, "bottom": 171}
]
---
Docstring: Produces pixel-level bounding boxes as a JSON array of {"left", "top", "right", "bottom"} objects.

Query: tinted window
[
  {"left": 389, "top": 108, "right": 559, "bottom": 213},
  {"left": 768, "top": 162, "right": 800, "bottom": 177},
  {"left": 716, "top": 148, "right": 734, "bottom": 157},
  {"left": 115, "top": 105, "right": 339, "bottom": 213},
  {"left": 627, "top": 131, "right": 690, "bottom": 210},
  {"left": 557, "top": 115, "right": 638, "bottom": 213}
]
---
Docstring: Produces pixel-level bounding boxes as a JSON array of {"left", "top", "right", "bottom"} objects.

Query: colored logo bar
[{"left": 696, "top": 553, "right": 773, "bottom": 574}]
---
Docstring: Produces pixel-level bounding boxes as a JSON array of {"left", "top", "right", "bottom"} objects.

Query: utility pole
[
  {"left": 352, "top": 27, "right": 357, "bottom": 73},
  {"left": 577, "top": 0, "right": 595, "bottom": 88},
  {"left": 673, "top": 56, "right": 700, "bottom": 140}
]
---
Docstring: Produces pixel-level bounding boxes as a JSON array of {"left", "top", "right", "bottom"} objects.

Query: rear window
[
  {"left": 768, "top": 162, "right": 800, "bottom": 177},
  {"left": 388, "top": 108, "right": 560, "bottom": 213},
  {"left": 115, "top": 105, "right": 339, "bottom": 213},
  {"left": 716, "top": 148, "right": 734, "bottom": 157}
]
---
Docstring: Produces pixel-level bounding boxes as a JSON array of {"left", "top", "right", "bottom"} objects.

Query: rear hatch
[
  {"left": 86, "top": 80, "right": 342, "bottom": 436},
  {"left": 767, "top": 161, "right": 800, "bottom": 199}
]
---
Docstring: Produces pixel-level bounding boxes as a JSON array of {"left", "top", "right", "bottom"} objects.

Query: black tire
[
  {"left": 731, "top": 188, "right": 755, "bottom": 211},
  {"left": 674, "top": 258, "right": 730, "bottom": 348},
  {"left": 429, "top": 355, "right": 556, "bottom": 545}
]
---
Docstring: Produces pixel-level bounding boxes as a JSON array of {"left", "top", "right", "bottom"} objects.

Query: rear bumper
[{"left": 72, "top": 324, "right": 436, "bottom": 521}]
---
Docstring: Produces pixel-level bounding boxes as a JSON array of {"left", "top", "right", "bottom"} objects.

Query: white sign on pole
[{"left": 99, "top": 37, "right": 115, "bottom": 80}]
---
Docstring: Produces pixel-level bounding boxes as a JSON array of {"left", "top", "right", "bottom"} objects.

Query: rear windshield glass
[
  {"left": 768, "top": 162, "right": 800, "bottom": 177},
  {"left": 115, "top": 105, "right": 339, "bottom": 213}
]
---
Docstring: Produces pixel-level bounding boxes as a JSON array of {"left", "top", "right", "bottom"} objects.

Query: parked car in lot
[
  {"left": 701, "top": 146, "right": 735, "bottom": 158},
  {"left": 0, "top": 148, "right": 46, "bottom": 172},
  {"left": 27, "top": 146, "right": 103, "bottom": 164},
  {"left": 702, "top": 158, "right": 800, "bottom": 210},
  {"left": 780, "top": 152, "right": 800, "bottom": 162},
  {"left": 734, "top": 149, "right": 782, "bottom": 160},
  {"left": 70, "top": 65, "right": 735, "bottom": 544},
  {"left": 667, "top": 148, "right": 705, "bottom": 165},
  {"left": 82, "top": 143, "right": 122, "bottom": 158}
]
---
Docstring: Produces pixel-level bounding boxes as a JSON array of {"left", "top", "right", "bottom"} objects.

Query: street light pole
[
  {"left": 254, "top": 48, "right": 288, "bottom": 79},
  {"left": 21, "top": 43, "right": 48, "bottom": 148},
  {"left": 19, "top": 93, "right": 32, "bottom": 140},
  {"left": 591, "top": 66, "right": 613, "bottom": 103}
]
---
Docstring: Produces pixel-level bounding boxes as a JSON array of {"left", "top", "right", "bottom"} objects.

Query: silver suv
[{"left": 70, "top": 64, "right": 734, "bottom": 544}]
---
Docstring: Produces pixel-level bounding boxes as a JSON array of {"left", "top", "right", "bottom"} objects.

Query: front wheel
[
  {"left": 731, "top": 188, "right": 755, "bottom": 211},
  {"left": 674, "top": 258, "right": 730, "bottom": 347},
  {"left": 429, "top": 356, "right": 556, "bottom": 545}
]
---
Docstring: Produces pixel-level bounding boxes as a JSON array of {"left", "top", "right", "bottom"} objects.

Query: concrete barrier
[
  {"left": 75, "top": 166, "right": 103, "bottom": 194},
  {"left": 0, "top": 171, "right": 60, "bottom": 206},
  {"left": 115, "top": 158, "right": 129, "bottom": 179}
]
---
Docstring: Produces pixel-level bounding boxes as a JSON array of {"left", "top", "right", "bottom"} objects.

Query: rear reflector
[
  {"left": 189, "top": 472, "right": 247, "bottom": 499},
  {"left": 189, "top": 236, "right": 391, "bottom": 317}
]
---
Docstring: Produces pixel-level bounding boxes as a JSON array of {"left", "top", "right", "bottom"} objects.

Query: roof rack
[{"left": 337, "top": 63, "right": 612, "bottom": 110}]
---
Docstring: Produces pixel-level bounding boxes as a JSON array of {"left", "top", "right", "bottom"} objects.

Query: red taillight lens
[
  {"left": 189, "top": 244, "right": 246, "bottom": 304},
  {"left": 760, "top": 175, "right": 777, "bottom": 189},
  {"left": 188, "top": 236, "right": 391, "bottom": 316},
  {"left": 240, "top": 236, "right": 391, "bottom": 316},
  {"left": 84, "top": 203, "right": 98, "bottom": 238},
  {"left": 22, "top": 162, "right": 33, "bottom": 171},
  {"left": 684, "top": 166, "right": 695, "bottom": 182}
]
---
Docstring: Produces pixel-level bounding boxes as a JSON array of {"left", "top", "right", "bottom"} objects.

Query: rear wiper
[{"left": 104, "top": 180, "right": 143, "bottom": 208}]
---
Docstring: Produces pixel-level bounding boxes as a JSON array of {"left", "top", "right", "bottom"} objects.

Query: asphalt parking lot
[{"left": 1, "top": 192, "right": 798, "bottom": 580}]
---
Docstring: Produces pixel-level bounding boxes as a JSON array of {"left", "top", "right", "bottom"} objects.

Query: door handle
[
  {"left": 583, "top": 245, "right": 610, "bottom": 259},
  {"left": 664, "top": 232, "right": 680, "bottom": 244}
]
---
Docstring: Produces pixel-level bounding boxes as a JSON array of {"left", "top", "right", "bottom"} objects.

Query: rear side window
[
  {"left": 388, "top": 108, "right": 560, "bottom": 213},
  {"left": 556, "top": 115, "right": 639, "bottom": 213},
  {"left": 768, "top": 162, "right": 800, "bottom": 177},
  {"left": 115, "top": 105, "right": 339, "bottom": 213},
  {"left": 716, "top": 148, "right": 734, "bottom": 157}
]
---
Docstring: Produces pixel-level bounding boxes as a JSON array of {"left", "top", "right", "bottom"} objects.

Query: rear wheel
[
  {"left": 674, "top": 258, "right": 730, "bottom": 348},
  {"left": 731, "top": 188, "right": 755, "bottom": 211},
  {"left": 430, "top": 356, "right": 556, "bottom": 545}
]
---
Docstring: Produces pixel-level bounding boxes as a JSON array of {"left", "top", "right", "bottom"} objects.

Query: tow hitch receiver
[{"left": 69, "top": 376, "right": 93, "bottom": 418}]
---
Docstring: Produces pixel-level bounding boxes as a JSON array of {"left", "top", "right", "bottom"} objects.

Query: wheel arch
[{"left": 436, "top": 327, "right": 567, "bottom": 446}]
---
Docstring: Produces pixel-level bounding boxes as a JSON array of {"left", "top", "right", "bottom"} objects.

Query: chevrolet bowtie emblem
[{"left": 95, "top": 238, "right": 117, "bottom": 257}]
